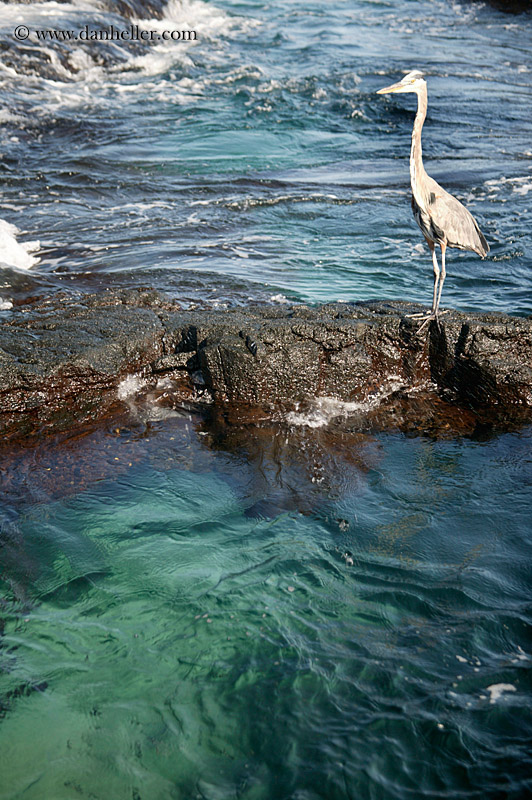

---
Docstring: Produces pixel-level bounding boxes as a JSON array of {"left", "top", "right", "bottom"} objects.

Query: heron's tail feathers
[{"left": 475, "top": 228, "right": 489, "bottom": 258}]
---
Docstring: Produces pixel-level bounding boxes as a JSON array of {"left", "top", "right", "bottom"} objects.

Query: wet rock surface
[
  {"left": 477, "top": 0, "right": 532, "bottom": 12},
  {"left": 1, "top": 288, "right": 531, "bottom": 441}
]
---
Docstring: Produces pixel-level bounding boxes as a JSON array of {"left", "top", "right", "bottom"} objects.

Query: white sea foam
[
  {"left": 117, "top": 374, "right": 147, "bottom": 400},
  {"left": 0, "top": 0, "right": 260, "bottom": 117},
  {"left": 144, "top": 0, "right": 257, "bottom": 38},
  {"left": 0, "top": 298, "right": 13, "bottom": 310},
  {"left": 124, "top": 0, "right": 260, "bottom": 82},
  {"left": 230, "top": 246, "right": 250, "bottom": 259},
  {"left": 226, "top": 193, "right": 343, "bottom": 212},
  {"left": 484, "top": 684, "right": 516, "bottom": 704},
  {"left": 0, "top": 219, "right": 40, "bottom": 270},
  {"left": 484, "top": 176, "right": 532, "bottom": 197},
  {"left": 286, "top": 379, "right": 404, "bottom": 428},
  {"left": 0, "top": 109, "right": 26, "bottom": 126},
  {"left": 286, "top": 398, "right": 371, "bottom": 429}
]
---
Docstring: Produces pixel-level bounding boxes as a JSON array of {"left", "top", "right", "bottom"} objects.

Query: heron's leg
[
  {"left": 430, "top": 241, "right": 439, "bottom": 313},
  {"left": 435, "top": 242, "right": 447, "bottom": 315},
  {"left": 406, "top": 239, "right": 438, "bottom": 319},
  {"left": 415, "top": 244, "right": 444, "bottom": 332}
]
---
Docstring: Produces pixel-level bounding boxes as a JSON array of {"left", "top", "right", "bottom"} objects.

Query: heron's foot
[
  {"left": 413, "top": 309, "right": 449, "bottom": 334},
  {"left": 404, "top": 310, "right": 449, "bottom": 334},
  {"left": 416, "top": 313, "right": 437, "bottom": 334},
  {"left": 405, "top": 309, "right": 449, "bottom": 321}
]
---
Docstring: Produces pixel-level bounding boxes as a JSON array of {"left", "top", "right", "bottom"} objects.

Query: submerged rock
[{"left": 0, "top": 289, "right": 531, "bottom": 440}]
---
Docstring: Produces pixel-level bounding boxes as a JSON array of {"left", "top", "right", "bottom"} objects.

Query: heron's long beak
[{"left": 376, "top": 81, "right": 404, "bottom": 94}]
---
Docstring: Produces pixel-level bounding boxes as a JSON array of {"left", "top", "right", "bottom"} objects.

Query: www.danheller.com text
[{"left": 13, "top": 24, "right": 197, "bottom": 42}]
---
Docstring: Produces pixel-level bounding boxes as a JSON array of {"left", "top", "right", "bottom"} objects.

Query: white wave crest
[
  {"left": 0, "top": 0, "right": 260, "bottom": 113},
  {"left": 145, "top": 0, "right": 257, "bottom": 37},
  {"left": 0, "top": 219, "right": 40, "bottom": 270},
  {"left": 484, "top": 176, "right": 532, "bottom": 197}
]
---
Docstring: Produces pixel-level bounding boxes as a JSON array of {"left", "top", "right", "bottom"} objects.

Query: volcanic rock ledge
[{"left": 0, "top": 288, "right": 531, "bottom": 439}]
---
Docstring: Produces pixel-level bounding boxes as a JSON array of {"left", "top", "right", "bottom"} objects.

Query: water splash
[{"left": 0, "top": 219, "right": 40, "bottom": 270}]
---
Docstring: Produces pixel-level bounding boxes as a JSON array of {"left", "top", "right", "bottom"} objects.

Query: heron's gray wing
[{"left": 427, "top": 185, "right": 489, "bottom": 256}]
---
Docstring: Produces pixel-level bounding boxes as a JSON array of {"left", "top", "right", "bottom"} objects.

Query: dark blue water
[
  {"left": 0, "top": 0, "right": 531, "bottom": 312},
  {"left": 1, "top": 1, "right": 532, "bottom": 798}
]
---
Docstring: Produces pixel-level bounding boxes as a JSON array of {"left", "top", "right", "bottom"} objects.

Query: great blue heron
[{"left": 377, "top": 70, "right": 489, "bottom": 329}]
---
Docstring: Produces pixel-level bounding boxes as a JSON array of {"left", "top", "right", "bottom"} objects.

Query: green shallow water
[{"left": 1, "top": 418, "right": 531, "bottom": 799}]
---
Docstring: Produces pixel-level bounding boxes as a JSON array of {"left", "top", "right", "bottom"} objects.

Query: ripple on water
[
  {"left": 1, "top": 418, "right": 532, "bottom": 799},
  {"left": 0, "top": 0, "right": 531, "bottom": 313}
]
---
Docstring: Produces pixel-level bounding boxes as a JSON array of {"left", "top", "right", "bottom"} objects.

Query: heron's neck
[{"left": 410, "top": 84, "right": 429, "bottom": 207}]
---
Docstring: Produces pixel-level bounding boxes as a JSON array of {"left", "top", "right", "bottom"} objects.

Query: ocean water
[
  {"left": 1, "top": 0, "right": 532, "bottom": 798},
  {"left": 0, "top": 0, "right": 531, "bottom": 312}
]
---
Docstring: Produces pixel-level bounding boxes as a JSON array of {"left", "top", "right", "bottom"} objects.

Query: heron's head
[{"left": 377, "top": 70, "right": 426, "bottom": 95}]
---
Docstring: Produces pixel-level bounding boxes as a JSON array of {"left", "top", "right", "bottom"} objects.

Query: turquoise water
[
  {"left": 1, "top": 0, "right": 532, "bottom": 797},
  {"left": 1, "top": 417, "right": 532, "bottom": 798}
]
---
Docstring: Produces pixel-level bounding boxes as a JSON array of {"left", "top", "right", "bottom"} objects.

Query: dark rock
[
  {"left": 153, "top": 352, "right": 191, "bottom": 372},
  {"left": 470, "top": 0, "right": 532, "bottom": 12},
  {"left": 0, "top": 289, "right": 531, "bottom": 440},
  {"left": 0, "top": 291, "right": 166, "bottom": 438}
]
